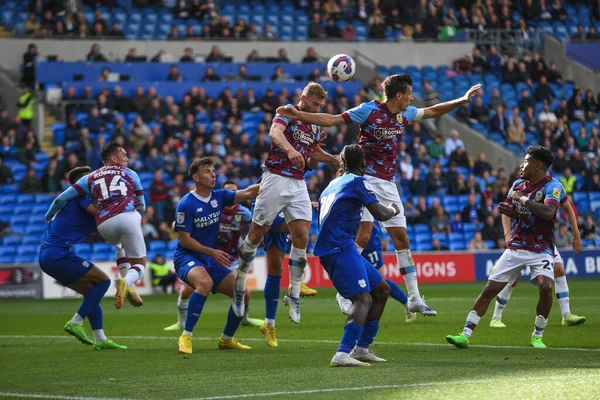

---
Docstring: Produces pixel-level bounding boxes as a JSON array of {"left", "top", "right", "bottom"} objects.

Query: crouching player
[
  {"left": 39, "top": 166, "right": 126, "bottom": 350},
  {"left": 315, "top": 145, "right": 399, "bottom": 367},
  {"left": 173, "top": 158, "right": 260, "bottom": 354}
]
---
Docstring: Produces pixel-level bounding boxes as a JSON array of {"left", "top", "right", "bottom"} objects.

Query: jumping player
[
  {"left": 39, "top": 166, "right": 126, "bottom": 350},
  {"left": 277, "top": 74, "right": 481, "bottom": 316},
  {"left": 45, "top": 141, "right": 146, "bottom": 310},
  {"left": 232, "top": 82, "right": 339, "bottom": 324},
  {"left": 173, "top": 157, "right": 260, "bottom": 355},
  {"left": 447, "top": 145, "right": 564, "bottom": 349}
]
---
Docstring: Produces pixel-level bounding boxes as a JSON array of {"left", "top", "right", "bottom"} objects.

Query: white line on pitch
[
  {"left": 182, "top": 373, "right": 600, "bottom": 400},
  {"left": 0, "top": 392, "right": 138, "bottom": 400},
  {"left": 0, "top": 335, "right": 598, "bottom": 352}
]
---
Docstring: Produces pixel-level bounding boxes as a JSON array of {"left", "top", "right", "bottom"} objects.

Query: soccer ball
[{"left": 327, "top": 54, "right": 356, "bottom": 82}]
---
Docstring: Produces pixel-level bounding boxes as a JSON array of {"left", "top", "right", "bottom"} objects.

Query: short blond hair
[{"left": 302, "top": 82, "right": 328, "bottom": 99}]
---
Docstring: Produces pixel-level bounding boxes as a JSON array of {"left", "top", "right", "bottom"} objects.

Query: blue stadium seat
[
  {"left": 0, "top": 255, "right": 15, "bottom": 264},
  {"left": 92, "top": 243, "right": 113, "bottom": 253},
  {"left": 0, "top": 205, "right": 13, "bottom": 215},
  {"left": 150, "top": 240, "right": 167, "bottom": 251},
  {"left": 588, "top": 192, "right": 600, "bottom": 202},
  {"left": 449, "top": 241, "right": 467, "bottom": 251},
  {"left": 449, "top": 232, "right": 464, "bottom": 242},
  {"left": 15, "top": 255, "right": 37, "bottom": 263},
  {"left": 0, "top": 194, "right": 17, "bottom": 204},
  {"left": 484, "top": 240, "right": 496, "bottom": 249},
  {"left": 17, "top": 245, "right": 39, "bottom": 255},
  {"left": 414, "top": 224, "right": 430, "bottom": 234},
  {"left": 2, "top": 235, "right": 21, "bottom": 246},
  {"left": 0, "top": 247, "right": 17, "bottom": 256}
]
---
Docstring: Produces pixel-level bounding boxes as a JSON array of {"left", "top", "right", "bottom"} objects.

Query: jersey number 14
[{"left": 94, "top": 176, "right": 128, "bottom": 199}]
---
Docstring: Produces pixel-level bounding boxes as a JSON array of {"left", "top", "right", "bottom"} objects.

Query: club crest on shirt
[
  {"left": 235, "top": 214, "right": 242, "bottom": 222},
  {"left": 177, "top": 212, "right": 185, "bottom": 224},
  {"left": 396, "top": 112, "right": 404, "bottom": 123},
  {"left": 552, "top": 188, "right": 560, "bottom": 199},
  {"left": 535, "top": 191, "right": 543, "bottom": 201},
  {"left": 210, "top": 199, "right": 218, "bottom": 208}
]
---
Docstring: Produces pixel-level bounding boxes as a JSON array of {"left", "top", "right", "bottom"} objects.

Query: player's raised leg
[
  {"left": 213, "top": 270, "right": 252, "bottom": 350},
  {"left": 164, "top": 283, "right": 193, "bottom": 331},
  {"left": 283, "top": 218, "right": 311, "bottom": 324},
  {"left": 115, "top": 247, "right": 144, "bottom": 308},
  {"left": 233, "top": 221, "right": 271, "bottom": 317}
]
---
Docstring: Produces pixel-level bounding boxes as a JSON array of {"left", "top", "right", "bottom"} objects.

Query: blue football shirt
[
  {"left": 42, "top": 197, "right": 97, "bottom": 248},
  {"left": 314, "top": 173, "right": 378, "bottom": 257},
  {"left": 173, "top": 189, "right": 236, "bottom": 262}
]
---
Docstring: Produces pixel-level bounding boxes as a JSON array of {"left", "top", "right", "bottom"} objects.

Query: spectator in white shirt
[
  {"left": 400, "top": 153, "right": 414, "bottom": 180},
  {"left": 538, "top": 102, "right": 557, "bottom": 127},
  {"left": 445, "top": 129, "right": 465, "bottom": 156}
]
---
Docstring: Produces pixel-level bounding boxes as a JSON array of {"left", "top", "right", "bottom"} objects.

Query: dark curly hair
[{"left": 526, "top": 145, "right": 554, "bottom": 169}]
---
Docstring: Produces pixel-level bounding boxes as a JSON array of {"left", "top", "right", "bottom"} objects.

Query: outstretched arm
[
  {"left": 45, "top": 186, "right": 80, "bottom": 221},
  {"left": 234, "top": 184, "right": 261, "bottom": 203},
  {"left": 561, "top": 200, "right": 582, "bottom": 254},
  {"left": 421, "top": 84, "right": 482, "bottom": 119},
  {"left": 275, "top": 106, "right": 345, "bottom": 127}
]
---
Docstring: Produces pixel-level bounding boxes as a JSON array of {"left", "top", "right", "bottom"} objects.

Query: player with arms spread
[
  {"left": 447, "top": 145, "right": 565, "bottom": 349},
  {"left": 316, "top": 145, "right": 400, "bottom": 367},
  {"left": 39, "top": 166, "right": 126, "bottom": 350},
  {"left": 173, "top": 158, "right": 260, "bottom": 355},
  {"left": 277, "top": 74, "right": 481, "bottom": 316},
  {"left": 45, "top": 141, "right": 147, "bottom": 310},
  {"left": 490, "top": 197, "right": 586, "bottom": 328},
  {"left": 232, "top": 82, "right": 340, "bottom": 324}
]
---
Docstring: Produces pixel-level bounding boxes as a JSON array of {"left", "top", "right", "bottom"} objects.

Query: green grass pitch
[{"left": 0, "top": 280, "right": 599, "bottom": 400}]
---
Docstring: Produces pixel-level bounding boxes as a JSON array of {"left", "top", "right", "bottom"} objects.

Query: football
[{"left": 327, "top": 54, "right": 356, "bottom": 82}]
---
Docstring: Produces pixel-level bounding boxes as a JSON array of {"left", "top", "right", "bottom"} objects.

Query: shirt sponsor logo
[
  {"left": 292, "top": 129, "right": 315, "bottom": 145},
  {"left": 374, "top": 127, "right": 404, "bottom": 140}
]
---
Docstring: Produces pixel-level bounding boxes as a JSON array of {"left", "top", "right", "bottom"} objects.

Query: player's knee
[
  {"left": 267, "top": 263, "right": 283, "bottom": 276},
  {"left": 393, "top": 232, "right": 410, "bottom": 250},
  {"left": 554, "top": 263, "right": 565, "bottom": 277},
  {"left": 538, "top": 280, "right": 553, "bottom": 294},
  {"left": 194, "top": 280, "right": 212, "bottom": 296},
  {"left": 291, "top": 231, "right": 308, "bottom": 248},
  {"left": 373, "top": 280, "right": 391, "bottom": 302},
  {"left": 96, "top": 278, "right": 110, "bottom": 294},
  {"left": 355, "top": 225, "right": 372, "bottom": 248},
  {"left": 354, "top": 292, "right": 373, "bottom": 310}
]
